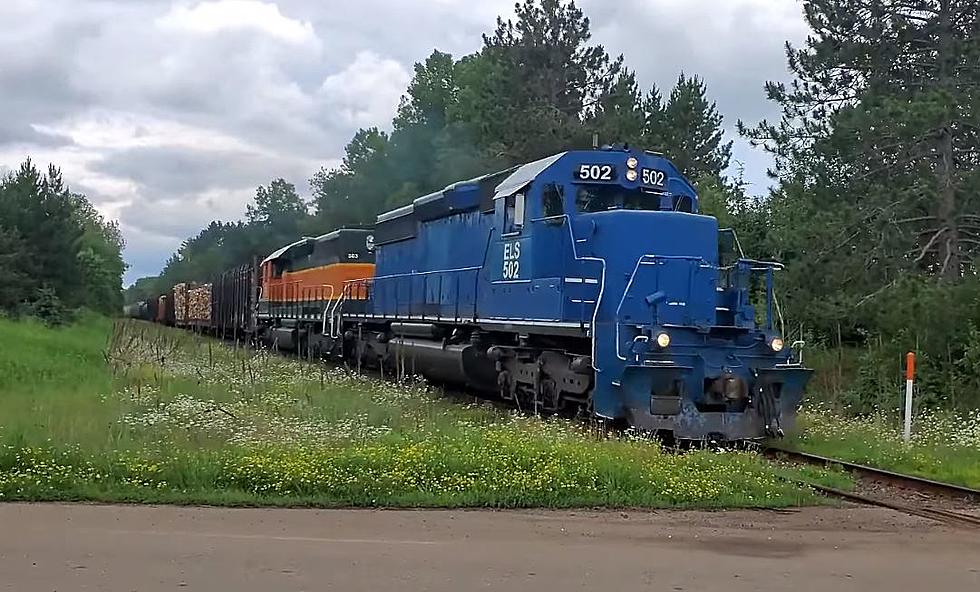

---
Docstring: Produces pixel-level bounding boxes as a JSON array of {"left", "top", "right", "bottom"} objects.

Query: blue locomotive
[{"left": 332, "top": 147, "right": 812, "bottom": 441}]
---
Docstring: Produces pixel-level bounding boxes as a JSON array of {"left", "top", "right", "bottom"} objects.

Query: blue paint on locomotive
[{"left": 360, "top": 147, "right": 811, "bottom": 440}]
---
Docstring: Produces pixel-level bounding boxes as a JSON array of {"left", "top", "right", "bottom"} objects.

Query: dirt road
[{"left": 1, "top": 503, "right": 977, "bottom": 591}]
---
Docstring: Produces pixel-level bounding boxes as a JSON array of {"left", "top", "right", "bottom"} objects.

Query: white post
[{"left": 903, "top": 352, "right": 915, "bottom": 443}]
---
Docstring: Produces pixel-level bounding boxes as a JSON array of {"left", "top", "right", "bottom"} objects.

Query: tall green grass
[
  {"left": 0, "top": 314, "right": 119, "bottom": 450},
  {"left": 0, "top": 316, "right": 832, "bottom": 507},
  {"left": 788, "top": 407, "right": 980, "bottom": 489}
]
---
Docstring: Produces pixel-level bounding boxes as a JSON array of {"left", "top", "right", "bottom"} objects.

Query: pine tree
[
  {"left": 0, "top": 159, "right": 126, "bottom": 317},
  {"left": 584, "top": 69, "right": 645, "bottom": 148},
  {"left": 642, "top": 84, "right": 668, "bottom": 152},
  {"left": 646, "top": 74, "right": 732, "bottom": 179},
  {"left": 454, "top": 0, "right": 621, "bottom": 162},
  {"left": 742, "top": 0, "right": 980, "bottom": 283},
  {"left": 0, "top": 225, "right": 32, "bottom": 310},
  {"left": 0, "top": 161, "right": 84, "bottom": 307}
]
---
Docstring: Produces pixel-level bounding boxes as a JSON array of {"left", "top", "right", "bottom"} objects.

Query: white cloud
[
  {"left": 0, "top": 0, "right": 36, "bottom": 18},
  {"left": 0, "top": 0, "right": 807, "bottom": 283},
  {"left": 157, "top": 0, "right": 318, "bottom": 46},
  {"left": 318, "top": 51, "right": 412, "bottom": 128},
  {"left": 582, "top": 0, "right": 808, "bottom": 193},
  {"left": 33, "top": 111, "right": 260, "bottom": 153}
]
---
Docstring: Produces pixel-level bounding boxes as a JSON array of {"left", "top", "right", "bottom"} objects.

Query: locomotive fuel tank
[
  {"left": 349, "top": 323, "right": 499, "bottom": 390},
  {"left": 385, "top": 338, "right": 496, "bottom": 388}
]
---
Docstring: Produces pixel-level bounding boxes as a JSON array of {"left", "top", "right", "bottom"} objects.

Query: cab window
[
  {"left": 576, "top": 186, "right": 624, "bottom": 212},
  {"left": 576, "top": 185, "right": 661, "bottom": 213},
  {"left": 542, "top": 184, "right": 564, "bottom": 218},
  {"left": 673, "top": 195, "right": 694, "bottom": 213}
]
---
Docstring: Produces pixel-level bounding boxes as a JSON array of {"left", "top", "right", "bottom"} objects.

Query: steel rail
[
  {"left": 807, "top": 484, "right": 980, "bottom": 529},
  {"left": 764, "top": 446, "right": 980, "bottom": 502},
  {"left": 765, "top": 446, "right": 980, "bottom": 529}
]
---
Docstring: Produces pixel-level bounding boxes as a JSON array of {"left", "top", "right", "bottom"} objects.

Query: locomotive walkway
[{"left": 2, "top": 504, "right": 978, "bottom": 591}]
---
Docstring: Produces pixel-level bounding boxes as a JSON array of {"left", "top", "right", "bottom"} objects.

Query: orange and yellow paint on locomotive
[
  {"left": 261, "top": 262, "right": 375, "bottom": 303},
  {"left": 256, "top": 230, "right": 376, "bottom": 319}
]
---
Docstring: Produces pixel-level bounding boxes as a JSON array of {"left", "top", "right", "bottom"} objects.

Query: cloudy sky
[{"left": 0, "top": 0, "right": 809, "bottom": 283}]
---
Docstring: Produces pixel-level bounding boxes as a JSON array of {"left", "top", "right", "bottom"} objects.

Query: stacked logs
[
  {"left": 173, "top": 283, "right": 189, "bottom": 324},
  {"left": 188, "top": 284, "right": 212, "bottom": 324}
]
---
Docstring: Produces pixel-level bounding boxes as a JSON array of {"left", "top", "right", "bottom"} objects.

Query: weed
[
  {"left": 789, "top": 404, "right": 980, "bottom": 489},
  {"left": 0, "top": 317, "right": 825, "bottom": 507}
]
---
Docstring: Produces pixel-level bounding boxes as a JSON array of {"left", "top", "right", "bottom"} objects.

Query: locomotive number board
[
  {"left": 641, "top": 168, "right": 668, "bottom": 188},
  {"left": 575, "top": 164, "right": 618, "bottom": 182}
]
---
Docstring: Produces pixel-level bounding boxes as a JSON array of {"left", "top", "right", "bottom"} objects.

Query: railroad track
[{"left": 764, "top": 446, "right": 980, "bottom": 529}]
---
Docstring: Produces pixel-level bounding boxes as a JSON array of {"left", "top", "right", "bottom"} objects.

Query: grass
[
  {"left": 0, "top": 315, "right": 836, "bottom": 508},
  {"left": 788, "top": 405, "right": 980, "bottom": 489}
]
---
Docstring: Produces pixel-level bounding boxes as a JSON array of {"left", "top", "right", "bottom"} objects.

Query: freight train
[{"left": 128, "top": 147, "right": 811, "bottom": 442}]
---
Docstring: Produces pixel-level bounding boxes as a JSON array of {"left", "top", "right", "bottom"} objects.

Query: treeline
[
  {"left": 309, "top": 15, "right": 737, "bottom": 228},
  {"left": 132, "top": 0, "right": 980, "bottom": 411},
  {"left": 129, "top": 0, "right": 741, "bottom": 301},
  {"left": 0, "top": 160, "right": 126, "bottom": 324},
  {"left": 741, "top": 0, "right": 980, "bottom": 410}
]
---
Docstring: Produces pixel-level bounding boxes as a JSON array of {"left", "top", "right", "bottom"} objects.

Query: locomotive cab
[{"left": 481, "top": 148, "right": 810, "bottom": 440}]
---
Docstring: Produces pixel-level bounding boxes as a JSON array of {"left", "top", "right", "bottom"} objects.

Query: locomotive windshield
[{"left": 575, "top": 185, "right": 688, "bottom": 213}]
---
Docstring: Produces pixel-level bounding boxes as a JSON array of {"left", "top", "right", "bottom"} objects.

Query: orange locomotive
[{"left": 257, "top": 229, "right": 375, "bottom": 350}]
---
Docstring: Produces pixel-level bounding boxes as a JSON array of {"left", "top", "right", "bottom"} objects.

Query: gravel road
[{"left": 1, "top": 503, "right": 977, "bottom": 591}]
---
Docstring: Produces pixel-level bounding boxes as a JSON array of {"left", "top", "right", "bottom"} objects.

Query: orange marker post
[{"left": 904, "top": 352, "right": 915, "bottom": 442}]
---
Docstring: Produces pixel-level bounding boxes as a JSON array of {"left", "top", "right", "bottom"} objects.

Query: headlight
[
  {"left": 656, "top": 332, "right": 671, "bottom": 348},
  {"left": 626, "top": 156, "right": 638, "bottom": 169},
  {"left": 769, "top": 337, "right": 785, "bottom": 352},
  {"left": 626, "top": 169, "right": 639, "bottom": 181}
]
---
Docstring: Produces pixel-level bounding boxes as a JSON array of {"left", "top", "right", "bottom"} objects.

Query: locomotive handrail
[
  {"left": 638, "top": 254, "right": 705, "bottom": 261},
  {"left": 717, "top": 258, "right": 785, "bottom": 272},
  {"left": 356, "top": 266, "right": 483, "bottom": 281},
  {"left": 562, "top": 213, "right": 607, "bottom": 368},
  {"left": 615, "top": 253, "right": 785, "bottom": 360},
  {"left": 340, "top": 231, "right": 493, "bottom": 325},
  {"left": 717, "top": 259, "right": 784, "bottom": 332},
  {"left": 317, "top": 284, "right": 339, "bottom": 336},
  {"left": 641, "top": 254, "right": 784, "bottom": 272}
]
